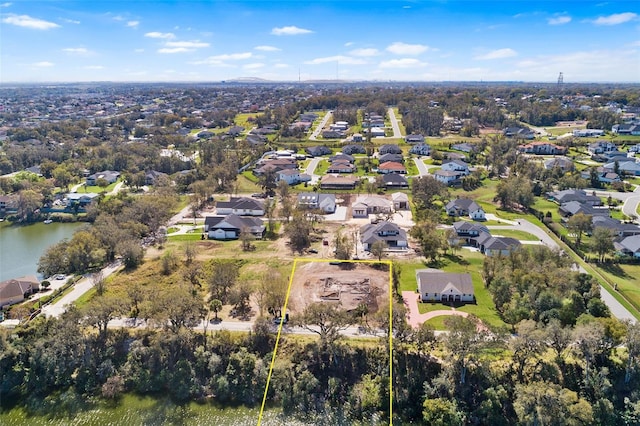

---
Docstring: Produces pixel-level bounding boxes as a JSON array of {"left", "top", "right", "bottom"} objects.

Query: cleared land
[{"left": 288, "top": 261, "right": 389, "bottom": 314}]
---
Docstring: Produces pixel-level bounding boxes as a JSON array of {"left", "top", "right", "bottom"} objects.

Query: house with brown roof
[
  {"left": 0, "top": 276, "right": 40, "bottom": 308},
  {"left": 320, "top": 174, "right": 358, "bottom": 190},
  {"left": 378, "top": 161, "right": 406, "bottom": 174}
]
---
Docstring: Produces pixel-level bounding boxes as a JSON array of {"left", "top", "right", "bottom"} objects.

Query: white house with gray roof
[{"left": 416, "top": 270, "right": 474, "bottom": 303}]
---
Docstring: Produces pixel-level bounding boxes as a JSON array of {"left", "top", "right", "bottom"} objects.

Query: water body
[{"left": 0, "top": 222, "right": 84, "bottom": 282}]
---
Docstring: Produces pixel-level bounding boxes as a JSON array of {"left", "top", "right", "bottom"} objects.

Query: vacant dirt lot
[{"left": 288, "top": 261, "right": 390, "bottom": 314}]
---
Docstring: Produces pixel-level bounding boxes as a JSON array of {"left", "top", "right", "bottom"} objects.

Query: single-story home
[
  {"left": 216, "top": 197, "right": 265, "bottom": 216},
  {"left": 342, "top": 144, "right": 366, "bottom": 155},
  {"left": 352, "top": 195, "right": 393, "bottom": 218},
  {"left": 614, "top": 235, "right": 640, "bottom": 258},
  {"left": 277, "top": 169, "right": 311, "bottom": 185},
  {"left": 378, "top": 161, "right": 407, "bottom": 174},
  {"left": 320, "top": 174, "right": 358, "bottom": 190},
  {"left": 547, "top": 189, "right": 602, "bottom": 206},
  {"left": 0, "top": 276, "right": 40, "bottom": 308},
  {"left": 416, "top": 270, "right": 474, "bottom": 303},
  {"left": 204, "top": 214, "right": 265, "bottom": 240},
  {"left": 441, "top": 160, "right": 470, "bottom": 175},
  {"left": 306, "top": 145, "right": 332, "bottom": 157},
  {"left": 559, "top": 201, "right": 609, "bottom": 218},
  {"left": 392, "top": 192, "right": 409, "bottom": 210},
  {"left": 518, "top": 142, "right": 567, "bottom": 155},
  {"left": 379, "top": 144, "right": 402, "bottom": 155},
  {"left": 409, "top": 143, "right": 431, "bottom": 156},
  {"left": 405, "top": 134, "right": 425, "bottom": 144},
  {"left": 474, "top": 232, "right": 521, "bottom": 257},
  {"left": 360, "top": 221, "right": 408, "bottom": 251},
  {"left": 86, "top": 170, "right": 120, "bottom": 186},
  {"left": 544, "top": 157, "right": 575, "bottom": 172},
  {"left": 66, "top": 192, "right": 100, "bottom": 207},
  {"left": 381, "top": 173, "right": 409, "bottom": 189},
  {"left": 145, "top": 170, "right": 168, "bottom": 185}
]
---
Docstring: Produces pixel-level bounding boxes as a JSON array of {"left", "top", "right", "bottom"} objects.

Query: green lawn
[
  {"left": 397, "top": 251, "right": 506, "bottom": 330},
  {"left": 83, "top": 179, "right": 120, "bottom": 193},
  {"left": 488, "top": 229, "right": 539, "bottom": 241},
  {"left": 234, "top": 113, "right": 260, "bottom": 129},
  {"left": 592, "top": 263, "right": 640, "bottom": 316},
  {"left": 238, "top": 172, "right": 262, "bottom": 192}
]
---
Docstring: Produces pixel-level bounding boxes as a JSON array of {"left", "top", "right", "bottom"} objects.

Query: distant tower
[{"left": 557, "top": 72, "right": 564, "bottom": 85}]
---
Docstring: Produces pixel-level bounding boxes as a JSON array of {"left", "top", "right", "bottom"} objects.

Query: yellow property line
[{"left": 257, "top": 258, "right": 394, "bottom": 425}]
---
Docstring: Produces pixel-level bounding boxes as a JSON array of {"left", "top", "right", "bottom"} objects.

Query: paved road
[
  {"left": 305, "top": 156, "right": 325, "bottom": 183},
  {"left": 387, "top": 107, "right": 402, "bottom": 138},
  {"left": 41, "top": 261, "right": 123, "bottom": 318},
  {"left": 585, "top": 187, "right": 640, "bottom": 222},
  {"left": 309, "top": 111, "right": 333, "bottom": 141},
  {"left": 413, "top": 157, "right": 441, "bottom": 177}
]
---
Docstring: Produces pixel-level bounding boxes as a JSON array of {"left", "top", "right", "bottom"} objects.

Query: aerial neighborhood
[{"left": 1, "top": 82, "right": 640, "bottom": 425}]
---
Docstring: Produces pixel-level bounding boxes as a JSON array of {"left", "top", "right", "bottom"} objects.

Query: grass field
[
  {"left": 488, "top": 229, "right": 540, "bottom": 241},
  {"left": 397, "top": 251, "right": 506, "bottom": 330},
  {"left": 592, "top": 262, "right": 640, "bottom": 316}
]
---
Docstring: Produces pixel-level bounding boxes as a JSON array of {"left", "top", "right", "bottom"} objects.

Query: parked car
[
  {"left": 251, "top": 193, "right": 267, "bottom": 198},
  {"left": 308, "top": 249, "right": 318, "bottom": 254},
  {"left": 55, "top": 274, "right": 65, "bottom": 280}
]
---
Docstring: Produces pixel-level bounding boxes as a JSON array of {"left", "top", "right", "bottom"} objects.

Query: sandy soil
[{"left": 288, "top": 261, "right": 390, "bottom": 315}]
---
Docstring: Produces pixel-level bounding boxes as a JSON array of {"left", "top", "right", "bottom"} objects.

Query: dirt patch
[{"left": 289, "top": 261, "right": 389, "bottom": 315}]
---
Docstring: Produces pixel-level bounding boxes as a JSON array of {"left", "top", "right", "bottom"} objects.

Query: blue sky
[{"left": 1, "top": 1, "right": 639, "bottom": 83}]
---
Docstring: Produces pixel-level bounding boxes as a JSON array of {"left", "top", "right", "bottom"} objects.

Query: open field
[
  {"left": 593, "top": 263, "right": 640, "bottom": 315},
  {"left": 488, "top": 229, "right": 540, "bottom": 241}
]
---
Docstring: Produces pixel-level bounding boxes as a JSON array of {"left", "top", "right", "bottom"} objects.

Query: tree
[
  {"left": 334, "top": 228, "right": 353, "bottom": 260},
  {"left": 83, "top": 295, "right": 124, "bottom": 337},
  {"left": 624, "top": 320, "right": 640, "bottom": 384},
  {"left": 183, "top": 242, "right": 198, "bottom": 265},
  {"left": 370, "top": 240, "right": 387, "bottom": 261},
  {"left": 591, "top": 227, "right": 614, "bottom": 262},
  {"left": 207, "top": 259, "right": 240, "bottom": 303},
  {"left": 567, "top": 213, "right": 592, "bottom": 247},
  {"left": 411, "top": 220, "right": 446, "bottom": 263},
  {"left": 277, "top": 179, "right": 290, "bottom": 200},
  {"left": 239, "top": 227, "right": 255, "bottom": 251},
  {"left": 228, "top": 281, "right": 253, "bottom": 318},
  {"left": 510, "top": 319, "right": 545, "bottom": 383},
  {"left": 285, "top": 211, "right": 313, "bottom": 254},
  {"left": 91, "top": 271, "right": 107, "bottom": 296},
  {"left": 260, "top": 168, "right": 277, "bottom": 197},
  {"left": 514, "top": 382, "right": 593, "bottom": 426},
  {"left": 422, "top": 398, "right": 466, "bottom": 426},
  {"left": 209, "top": 299, "right": 223, "bottom": 321},
  {"left": 16, "top": 189, "right": 42, "bottom": 222},
  {"left": 293, "top": 302, "right": 353, "bottom": 345},
  {"left": 442, "top": 315, "right": 488, "bottom": 385}
]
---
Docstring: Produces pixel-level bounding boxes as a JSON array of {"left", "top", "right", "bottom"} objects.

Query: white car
[{"left": 55, "top": 274, "right": 65, "bottom": 280}]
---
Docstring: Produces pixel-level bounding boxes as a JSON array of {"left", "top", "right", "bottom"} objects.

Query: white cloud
[
  {"left": 208, "top": 52, "right": 252, "bottom": 60},
  {"left": 62, "top": 18, "right": 80, "bottom": 24},
  {"left": 379, "top": 58, "right": 427, "bottom": 68},
  {"left": 631, "top": 40, "right": 640, "bottom": 47},
  {"left": 304, "top": 55, "right": 367, "bottom": 65},
  {"left": 271, "top": 25, "right": 313, "bottom": 36},
  {"left": 134, "top": 48, "right": 144, "bottom": 53},
  {"left": 158, "top": 47, "right": 191, "bottom": 54},
  {"left": 165, "top": 40, "right": 209, "bottom": 48},
  {"left": 474, "top": 48, "right": 517, "bottom": 60},
  {"left": 255, "top": 45, "right": 280, "bottom": 52},
  {"left": 344, "top": 41, "right": 354, "bottom": 47},
  {"left": 244, "top": 63, "right": 265, "bottom": 70},
  {"left": 33, "top": 61, "right": 54, "bottom": 67},
  {"left": 386, "top": 42, "right": 429, "bottom": 55},
  {"left": 548, "top": 16, "right": 571, "bottom": 25},
  {"left": 126, "top": 20, "right": 139, "bottom": 28},
  {"left": 144, "top": 31, "right": 175, "bottom": 39},
  {"left": 84, "top": 65, "right": 104, "bottom": 70},
  {"left": 1, "top": 2, "right": 12, "bottom": 7},
  {"left": 274, "top": 63, "right": 289, "bottom": 68},
  {"left": 62, "top": 47, "right": 93, "bottom": 56},
  {"left": 350, "top": 48, "right": 379, "bottom": 57},
  {"left": 2, "top": 14, "right": 60, "bottom": 30},
  {"left": 591, "top": 12, "right": 637, "bottom": 25}
]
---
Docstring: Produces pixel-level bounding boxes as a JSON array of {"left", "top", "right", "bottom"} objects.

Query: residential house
[
  {"left": 360, "top": 221, "right": 408, "bottom": 251},
  {"left": 381, "top": 173, "right": 409, "bottom": 189},
  {"left": 367, "top": 127, "right": 386, "bottom": 137},
  {"left": 216, "top": 197, "right": 265, "bottom": 216},
  {"left": 392, "top": 192, "right": 409, "bottom": 210},
  {"left": 379, "top": 144, "right": 402, "bottom": 155},
  {"left": 574, "top": 129, "right": 605, "bottom": 137},
  {"left": 320, "top": 174, "right": 358, "bottom": 190},
  {"left": 544, "top": 157, "right": 575, "bottom": 172},
  {"left": 329, "top": 153, "right": 355, "bottom": 163},
  {"left": 615, "top": 235, "right": 640, "bottom": 258},
  {"left": 352, "top": 195, "right": 393, "bottom": 218},
  {"left": 379, "top": 153, "right": 404, "bottom": 164},
  {"left": 580, "top": 167, "right": 620, "bottom": 184},
  {"left": 451, "top": 143, "right": 477, "bottom": 153},
  {"left": 452, "top": 221, "right": 490, "bottom": 245},
  {"left": 416, "top": 270, "right": 474, "bottom": 303},
  {"left": 296, "top": 192, "right": 336, "bottom": 213},
  {"left": 0, "top": 276, "right": 40, "bottom": 308},
  {"left": 587, "top": 141, "right": 618, "bottom": 156},
  {"left": 86, "top": 170, "right": 120, "bottom": 186},
  {"left": 433, "top": 169, "right": 464, "bottom": 185},
  {"left": 409, "top": 143, "right": 431, "bottom": 156},
  {"left": 204, "top": 215, "right": 265, "bottom": 240},
  {"left": 277, "top": 169, "right": 311, "bottom": 185},
  {"left": 245, "top": 134, "right": 267, "bottom": 146},
  {"left": 145, "top": 170, "right": 168, "bottom": 185},
  {"left": 592, "top": 216, "right": 640, "bottom": 238},
  {"left": 342, "top": 144, "right": 366, "bottom": 155},
  {"left": 253, "top": 158, "right": 297, "bottom": 175},
  {"left": 0, "top": 195, "right": 16, "bottom": 212},
  {"left": 547, "top": 189, "right": 602, "bottom": 206},
  {"left": 322, "top": 130, "right": 345, "bottom": 139},
  {"left": 441, "top": 160, "right": 470, "bottom": 176},
  {"left": 405, "top": 134, "right": 425, "bottom": 144},
  {"left": 604, "top": 159, "right": 640, "bottom": 176},
  {"left": 306, "top": 145, "right": 332, "bottom": 157},
  {"left": 445, "top": 198, "right": 486, "bottom": 221},
  {"left": 559, "top": 201, "right": 609, "bottom": 218},
  {"left": 474, "top": 232, "right": 521, "bottom": 257},
  {"left": 503, "top": 126, "right": 535, "bottom": 139},
  {"left": 66, "top": 193, "right": 100, "bottom": 208},
  {"left": 613, "top": 124, "right": 640, "bottom": 135},
  {"left": 227, "top": 126, "right": 244, "bottom": 136},
  {"left": 327, "top": 160, "right": 356, "bottom": 174},
  {"left": 519, "top": 141, "right": 567, "bottom": 155},
  {"left": 378, "top": 162, "right": 407, "bottom": 174},
  {"left": 352, "top": 133, "right": 363, "bottom": 142}
]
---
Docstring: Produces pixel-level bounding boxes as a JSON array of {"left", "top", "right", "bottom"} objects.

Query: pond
[{"left": 0, "top": 221, "right": 84, "bottom": 282}]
